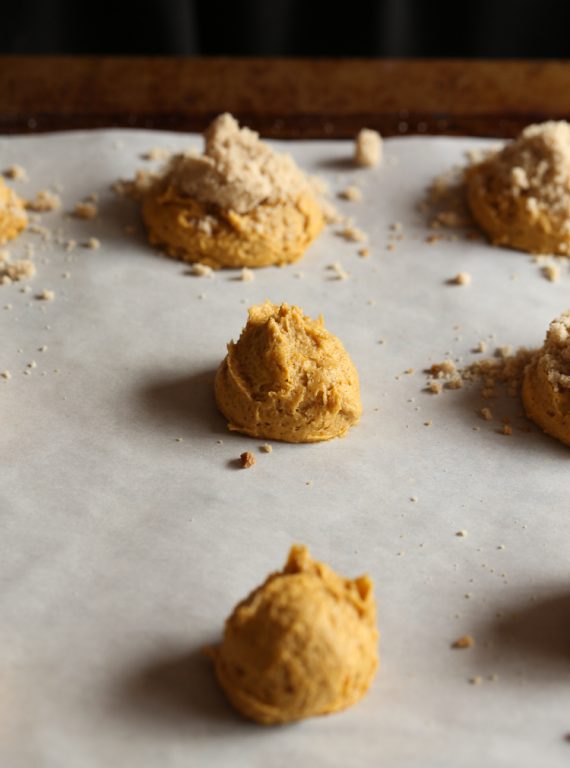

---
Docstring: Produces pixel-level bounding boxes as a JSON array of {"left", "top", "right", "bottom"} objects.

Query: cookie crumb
[
  {"left": 354, "top": 128, "right": 382, "bottom": 167},
  {"left": 338, "top": 225, "right": 367, "bottom": 243},
  {"left": 240, "top": 267, "right": 254, "bottom": 282},
  {"left": 4, "top": 164, "right": 27, "bottom": 181},
  {"left": 0, "top": 259, "right": 36, "bottom": 283},
  {"left": 480, "top": 407, "right": 493, "bottom": 421},
  {"left": 468, "top": 676, "right": 483, "bottom": 685},
  {"left": 456, "top": 530, "right": 468, "bottom": 537},
  {"left": 338, "top": 185, "right": 362, "bottom": 202},
  {"left": 423, "top": 420, "right": 432, "bottom": 427},
  {"left": 240, "top": 451, "right": 256, "bottom": 469},
  {"left": 84, "top": 237, "right": 100, "bottom": 250},
  {"left": 141, "top": 147, "right": 172, "bottom": 161},
  {"left": 36, "top": 289, "right": 55, "bottom": 301},
  {"left": 27, "top": 190, "right": 61, "bottom": 212},
  {"left": 190, "top": 263, "right": 214, "bottom": 278},
  {"left": 73, "top": 201, "right": 98, "bottom": 220},
  {"left": 428, "top": 381, "right": 442, "bottom": 394},
  {"left": 261, "top": 443, "right": 273, "bottom": 453},
  {"left": 358, "top": 247, "right": 370, "bottom": 258},
  {"left": 501, "top": 424, "right": 513, "bottom": 436},
  {"left": 328, "top": 261, "right": 349, "bottom": 280},
  {"left": 1, "top": 370, "right": 11, "bottom": 380},
  {"left": 542, "top": 263, "right": 560, "bottom": 282},
  {"left": 452, "top": 635, "right": 475, "bottom": 649},
  {"left": 410, "top": 495, "right": 418, "bottom": 503},
  {"left": 450, "top": 272, "right": 472, "bottom": 286}
]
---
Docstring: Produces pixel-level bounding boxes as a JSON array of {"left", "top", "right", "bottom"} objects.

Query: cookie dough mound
[
  {"left": 141, "top": 113, "right": 324, "bottom": 268},
  {"left": 466, "top": 121, "right": 570, "bottom": 254},
  {"left": 215, "top": 301, "right": 362, "bottom": 442},
  {"left": 0, "top": 178, "right": 27, "bottom": 244},
  {"left": 522, "top": 310, "right": 570, "bottom": 445},
  {"left": 209, "top": 545, "right": 378, "bottom": 725}
]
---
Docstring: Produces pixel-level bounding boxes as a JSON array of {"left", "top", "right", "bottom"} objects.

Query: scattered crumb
[
  {"left": 449, "top": 272, "right": 472, "bottom": 286},
  {"left": 456, "top": 530, "right": 468, "bottom": 537},
  {"left": 338, "top": 225, "right": 367, "bottom": 243},
  {"left": 410, "top": 496, "right": 418, "bottom": 503},
  {"left": 423, "top": 420, "right": 432, "bottom": 427},
  {"left": 328, "top": 261, "right": 349, "bottom": 280},
  {"left": 473, "top": 340, "right": 487, "bottom": 354},
  {"left": 404, "top": 368, "right": 414, "bottom": 375},
  {"left": 174, "top": 437, "right": 183, "bottom": 442},
  {"left": 429, "top": 360, "right": 456, "bottom": 377},
  {"left": 480, "top": 407, "right": 493, "bottom": 421},
  {"left": 338, "top": 185, "right": 362, "bottom": 202},
  {"left": 501, "top": 424, "right": 513, "bottom": 436},
  {"left": 1, "top": 370, "right": 12, "bottom": 380},
  {"left": 452, "top": 635, "right": 475, "bottom": 649},
  {"left": 190, "top": 263, "right": 214, "bottom": 278},
  {"left": 36, "top": 290, "right": 55, "bottom": 301},
  {"left": 239, "top": 267, "right": 254, "bottom": 282},
  {"left": 27, "top": 360, "right": 37, "bottom": 369},
  {"left": 469, "top": 676, "right": 483, "bottom": 685},
  {"left": 61, "top": 271, "right": 71, "bottom": 279},
  {"left": 84, "top": 237, "right": 100, "bottom": 250},
  {"left": 141, "top": 147, "right": 172, "bottom": 161},
  {"left": 358, "top": 247, "right": 370, "bottom": 258},
  {"left": 497, "top": 544, "right": 506, "bottom": 550},
  {"left": 73, "top": 201, "right": 98, "bottom": 220},
  {"left": 27, "top": 190, "right": 61, "bottom": 212},
  {"left": 446, "top": 376, "right": 463, "bottom": 390},
  {"left": 0, "top": 259, "right": 36, "bottom": 283},
  {"left": 428, "top": 381, "right": 442, "bottom": 395},
  {"left": 4, "top": 164, "right": 27, "bottom": 181},
  {"left": 240, "top": 451, "right": 256, "bottom": 469},
  {"left": 542, "top": 263, "right": 560, "bottom": 282},
  {"left": 38, "top": 345, "right": 48, "bottom": 352},
  {"left": 496, "top": 345, "right": 512, "bottom": 359},
  {"left": 260, "top": 443, "right": 273, "bottom": 453},
  {"left": 354, "top": 128, "right": 382, "bottom": 167}
]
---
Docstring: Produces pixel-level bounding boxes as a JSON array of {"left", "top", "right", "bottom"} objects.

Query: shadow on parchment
[
  {"left": 115, "top": 645, "right": 249, "bottom": 730},
  {"left": 138, "top": 368, "right": 227, "bottom": 438},
  {"left": 488, "top": 591, "right": 570, "bottom": 669}
]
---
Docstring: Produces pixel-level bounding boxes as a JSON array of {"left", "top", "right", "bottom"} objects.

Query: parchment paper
[{"left": 1, "top": 130, "right": 570, "bottom": 768}]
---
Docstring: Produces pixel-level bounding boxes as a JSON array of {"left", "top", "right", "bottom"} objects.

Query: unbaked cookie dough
[
  {"left": 214, "top": 301, "right": 362, "bottom": 442},
  {"left": 466, "top": 121, "right": 570, "bottom": 255},
  {"left": 0, "top": 178, "right": 27, "bottom": 244},
  {"left": 208, "top": 545, "right": 378, "bottom": 725},
  {"left": 522, "top": 310, "right": 570, "bottom": 446},
  {"left": 141, "top": 113, "right": 324, "bottom": 269}
]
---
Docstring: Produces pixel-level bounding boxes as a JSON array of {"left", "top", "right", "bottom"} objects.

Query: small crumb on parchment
[
  {"left": 190, "top": 263, "right": 214, "bottom": 278},
  {"left": 4, "top": 164, "right": 27, "bottom": 181},
  {"left": 260, "top": 443, "right": 273, "bottom": 453},
  {"left": 354, "top": 128, "right": 382, "bottom": 167},
  {"left": 36, "top": 289, "right": 55, "bottom": 301},
  {"left": 449, "top": 272, "right": 471, "bottom": 286},
  {"left": 455, "top": 530, "right": 468, "bottom": 537},
  {"left": 27, "top": 190, "right": 61, "bottom": 212},
  {"left": 239, "top": 267, "right": 254, "bottom": 282},
  {"left": 542, "top": 263, "right": 560, "bottom": 282},
  {"left": 338, "top": 185, "right": 363, "bottom": 202},
  {"left": 469, "top": 676, "right": 483, "bottom": 685},
  {"left": 73, "top": 201, "right": 98, "bottom": 220},
  {"left": 240, "top": 451, "right": 256, "bottom": 469},
  {"left": 84, "top": 237, "right": 100, "bottom": 250},
  {"left": 452, "top": 635, "right": 475, "bottom": 649}
]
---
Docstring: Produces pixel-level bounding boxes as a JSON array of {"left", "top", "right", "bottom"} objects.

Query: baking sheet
[{"left": 1, "top": 129, "right": 570, "bottom": 768}]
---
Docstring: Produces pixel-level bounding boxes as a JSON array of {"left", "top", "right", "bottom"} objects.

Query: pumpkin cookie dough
[
  {"left": 466, "top": 121, "right": 570, "bottom": 254},
  {"left": 208, "top": 545, "right": 378, "bottom": 725},
  {"left": 522, "top": 310, "right": 570, "bottom": 446},
  {"left": 0, "top": 178, "right": 27, "bottom": 244},
  {"left": 141, "top": 113, "right": 324, "bottom": 269},
  {"left": 215, "top": 301, "right": 362, "bottom": 442}
]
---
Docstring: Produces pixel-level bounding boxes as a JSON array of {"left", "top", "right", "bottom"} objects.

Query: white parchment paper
[{"left": 1, "top": 130, "right": 570, "bottom": 768}]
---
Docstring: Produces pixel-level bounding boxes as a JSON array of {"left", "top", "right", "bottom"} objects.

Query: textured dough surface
[
  {"left": 208, "top": 545, "right": 378, "bottom": 725},
  {"left": 522, "top": 310, "right": 570, "bottom": 446},
  {"left": 142, "top": 183, "right": 323, "bottom": 269},
  {"left": 0, "top": 178, "right": 27, "bottom": 245},
  {"left": 466, "top": 121, "right": 570, "bottom": 255},
  {"left": 215, "top": 301, "right": 362, "bottom": 442},
  {"left": 141, "top": 113, "right": 324, "bottom": 268}
]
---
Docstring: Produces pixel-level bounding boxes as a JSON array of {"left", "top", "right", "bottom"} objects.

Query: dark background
[{"left": 2, "top": 0, "right": 569, "bottom": 57}]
